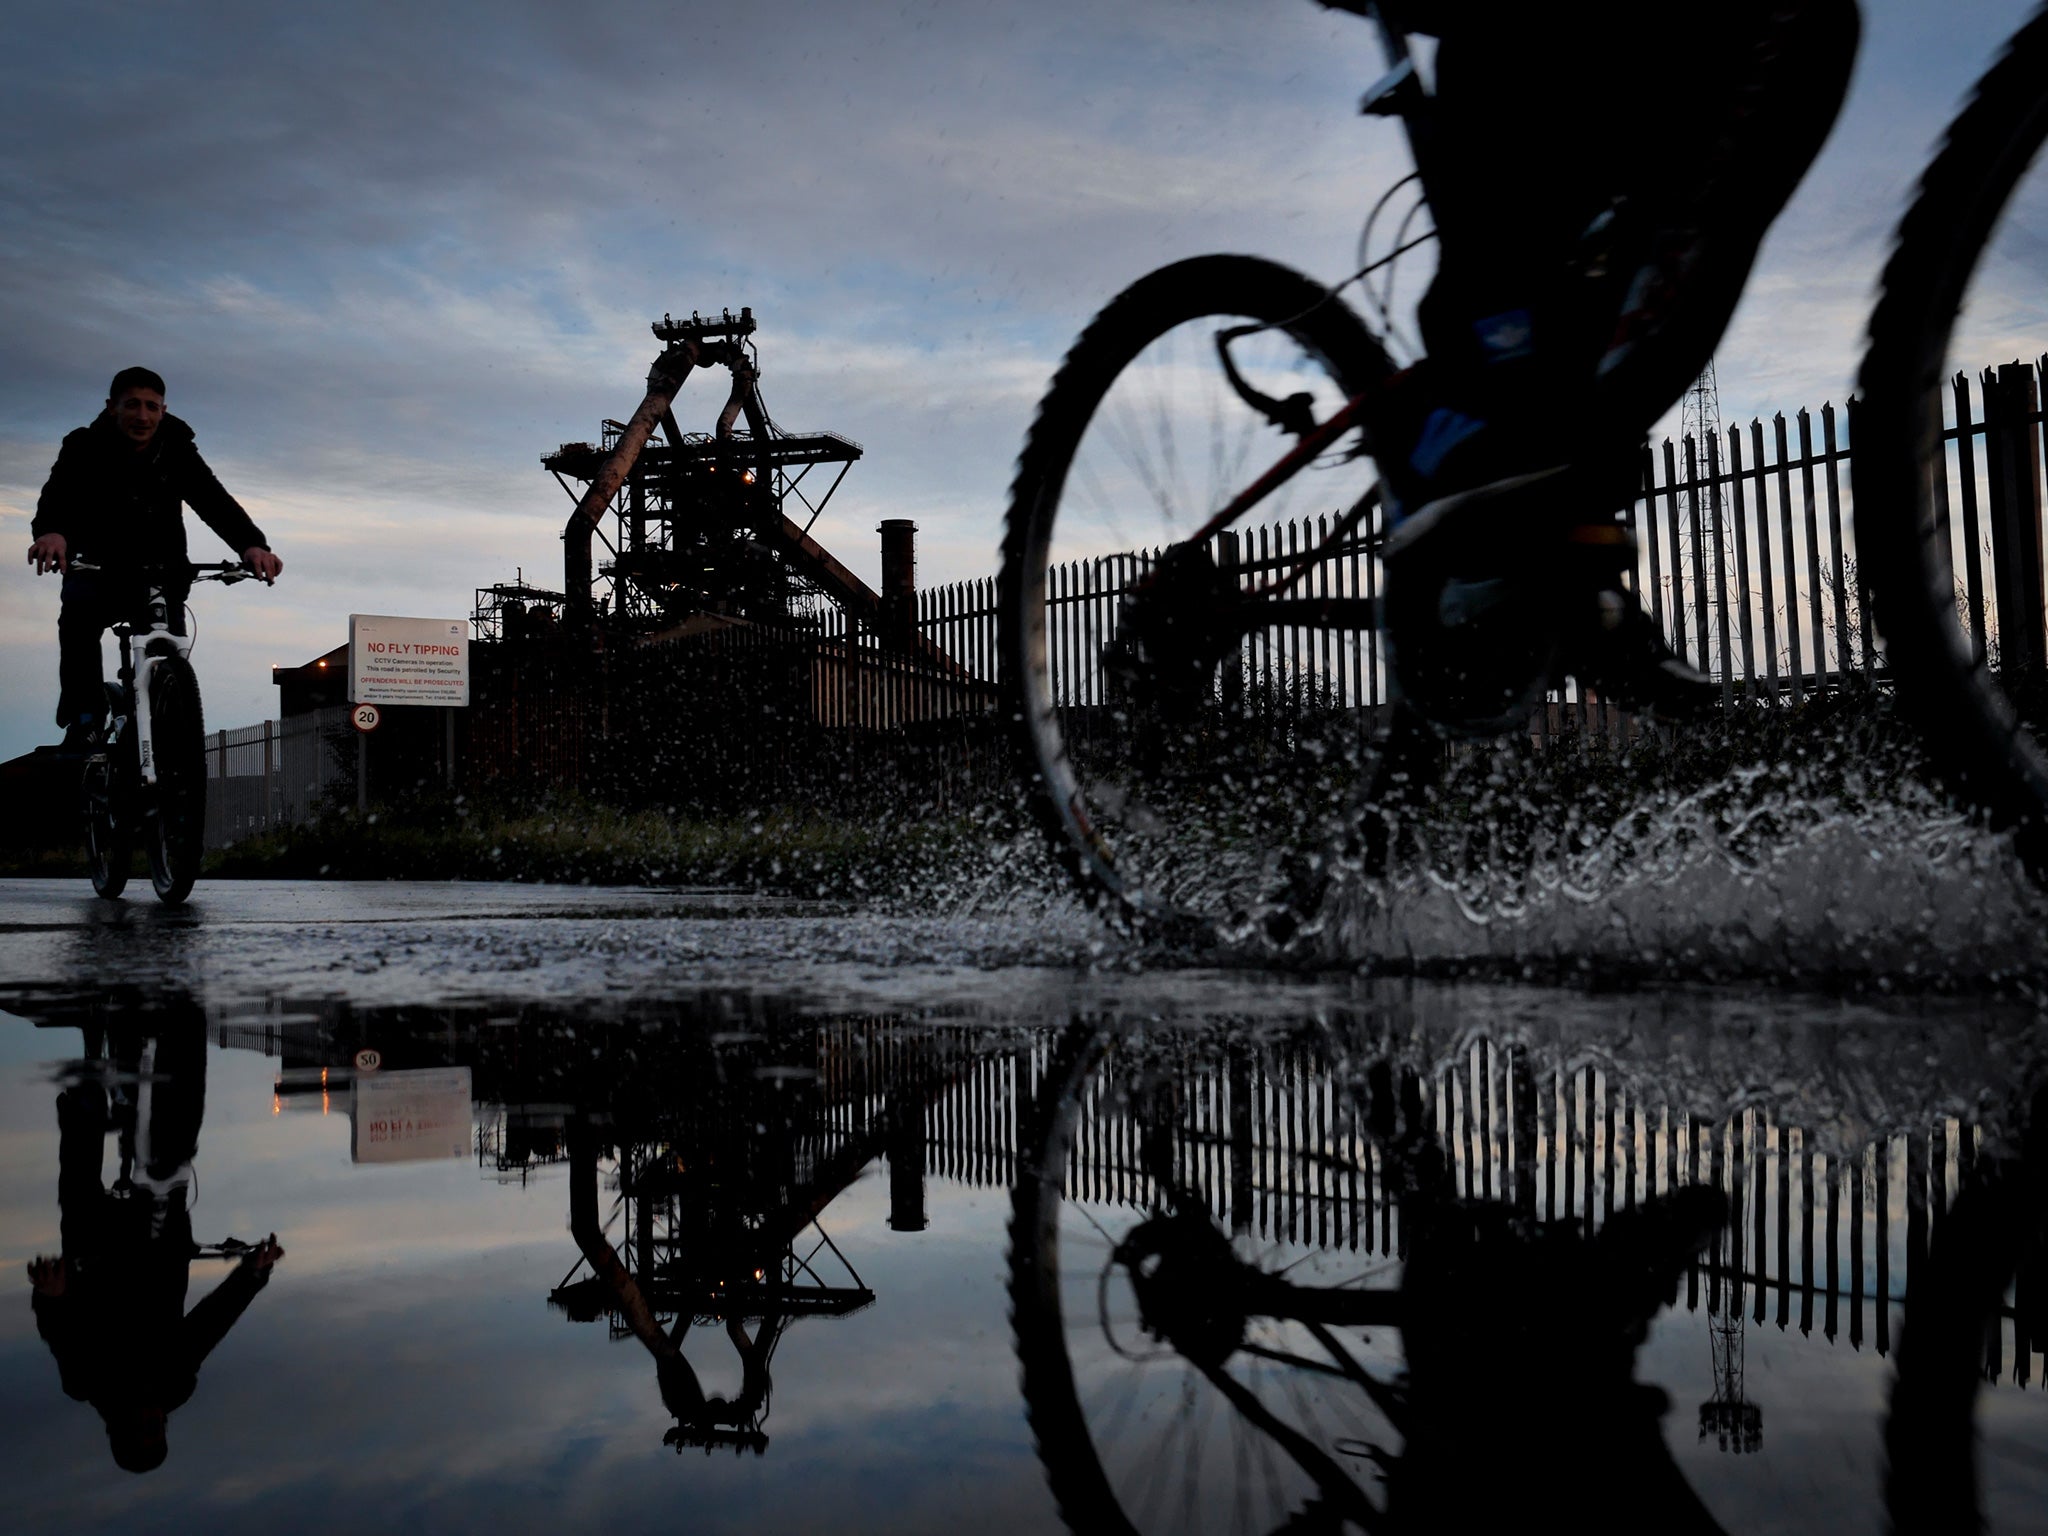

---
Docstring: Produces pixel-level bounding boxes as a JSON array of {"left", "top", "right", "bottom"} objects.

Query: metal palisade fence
[
  {"left": 1015, "top": 358, "right": 2048, "bottom": 741},
  {"left": 249, "top": 358, "right": 2046, "bottom": 821}
]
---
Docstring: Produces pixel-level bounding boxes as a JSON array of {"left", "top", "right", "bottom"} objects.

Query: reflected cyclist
[{"left": 25, "top": 1012, "right": 285, "bottom": 1474}]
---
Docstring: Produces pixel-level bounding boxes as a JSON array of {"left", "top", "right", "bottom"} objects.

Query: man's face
[{"left": 111, "top": 387, "right": 165, "bottom": 450}]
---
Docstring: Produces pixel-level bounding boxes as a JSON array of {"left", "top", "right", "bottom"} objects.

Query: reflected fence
[
  {"left": 821, "top": 1025, "right": 2045, "bottom": 1389},
  {"left": 209, "top": 1009, "right": 2047, "bottom": 1391}
]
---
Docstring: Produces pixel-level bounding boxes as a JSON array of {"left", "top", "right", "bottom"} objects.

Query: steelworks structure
[{"left": 546, "top": 307, "right": 899, "bottom": 642}]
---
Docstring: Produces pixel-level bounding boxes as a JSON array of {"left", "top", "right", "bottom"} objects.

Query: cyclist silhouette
[
  {"left": 25, "top": 1006, "right": 284, "bottom": 1473},
  {"left": 1327, "top": 0, "right": 1859, "bottom": 729},
  {"left": 27, "top": 366, "right": 283, "bottom": 752}
]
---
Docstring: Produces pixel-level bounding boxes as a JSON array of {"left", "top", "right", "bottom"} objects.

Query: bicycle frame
[
  {"left": 1171, "top": 3, "right": 1439, "bottom": 608},
  {"left": 117, "top": 582, "right": 196, "bottom": 790},
  {"left": 75, "top": 560, "right": 244, "bottom": 789}
]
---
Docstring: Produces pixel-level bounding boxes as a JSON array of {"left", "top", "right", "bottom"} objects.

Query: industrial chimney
[{"left": 879, "top": 519, "right": 916, "bottom": 650}]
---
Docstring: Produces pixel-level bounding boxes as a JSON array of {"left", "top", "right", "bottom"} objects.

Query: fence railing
[
  {"left": 203, "top": 719, "right": 282, "bottom": 847},
  {"left": 1021, "top": 359, "right": 2048, "bottom": 745},
  {"left": 1633, "top": 358, "right": 2047, "bottom": 701},
  {"left": 365, "top": 360, "right": 2048, "bottom": 819}
]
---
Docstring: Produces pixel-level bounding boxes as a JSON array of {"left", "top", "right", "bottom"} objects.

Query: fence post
[
  {"left": 1953, "top": 373, "right": 1990, "bottom": 663},
  {"left": 1641, "top": 445, "right": 1666, "bottom": 640},
  {"left": 1663, "top": 439, "right": 1687, "bottom": 661},
  {"left": 1219, "top": 531, "right": 1244, "bottom": 714},
  {"left": 1821, "top": 403, "right": 1853, "bottom": 683},
  {"left": 1728, "top": 427, "right": 1756, "bottom": 697},
  {"left": 1798, "top": 409, "right": 1826, "bottom": 694},
  {"left": 1706, "top": 431, "right": 1732, "bottom": 706},
  {"left": 1752, "top": 419, "right": 1781, "bottom": 701},
  {"left": 1775, "top": 414, "right": 1804, "bottom": 705},
  {"left": 1685, "top": 433, "right": 1711, "bottom": 671},
  {"left": 1983, "top": 361, "right": 2047, "bottom": 674}
]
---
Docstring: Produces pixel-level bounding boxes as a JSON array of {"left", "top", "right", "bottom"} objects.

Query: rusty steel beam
[{"left": 564, "top": 342, "right": 697, "bottom": 626}]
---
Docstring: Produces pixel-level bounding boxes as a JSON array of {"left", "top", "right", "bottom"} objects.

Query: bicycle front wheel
[
  {"left": 999, "top": 256, "right": 1395, "bottom": 936},
  {"left": 1855, "top": 7, "right": 2048, "bottom": 878},
  {"left": 146, "top": 655, "right": 206, "bottom": 904}
]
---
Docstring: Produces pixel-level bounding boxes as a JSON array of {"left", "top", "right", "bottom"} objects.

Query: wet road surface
[{"left": 2, "top": 876, "right": 2046, "bottom": 1533}]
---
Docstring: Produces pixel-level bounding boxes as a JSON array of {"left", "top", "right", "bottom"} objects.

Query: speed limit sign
[{"left": 350, "top": 702, "right": 382, "bottom": 733}]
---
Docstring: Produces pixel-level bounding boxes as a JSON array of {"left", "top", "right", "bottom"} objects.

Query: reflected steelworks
[{"left": 3, "top": 985, "right": 2043, "bottom": 1532}]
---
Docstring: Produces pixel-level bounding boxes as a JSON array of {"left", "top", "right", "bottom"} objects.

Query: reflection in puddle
[
  {"left": 26, "top": 997, "right": 284, "bottom": 1477},
  {"left": 0, "top": 984, "right": 2042, "bottom": 1532}
]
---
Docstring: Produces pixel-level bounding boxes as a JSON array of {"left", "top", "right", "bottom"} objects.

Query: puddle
[{"left": 2, "top": 980, "right": 2044, "bottom": 1533}]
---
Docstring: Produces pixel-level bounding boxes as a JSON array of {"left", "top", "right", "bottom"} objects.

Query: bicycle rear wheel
[
  {"left": 1009, "top": 1022, "right": 1402, "bottom": 1536},
  {"left": 146, "top": 655, "right": 206, "bottom": 904},
  {"left": 998, "top": 256, "right": 1395, "bottom": 937},
  {"left": 1855, "top": 8, "right": 2048, "bottom": 878}
]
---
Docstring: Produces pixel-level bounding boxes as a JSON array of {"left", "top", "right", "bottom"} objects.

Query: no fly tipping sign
[{"left": 349, "top": 614, "right": 471, "bottom": 707}]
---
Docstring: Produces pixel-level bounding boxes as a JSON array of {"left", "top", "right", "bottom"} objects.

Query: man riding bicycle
[
  {"left": 27, "top": 367, "right": 285, "bottom": 751},
  {"left": 1332, "top": 0, "right": 1861, "bottom": 729}
]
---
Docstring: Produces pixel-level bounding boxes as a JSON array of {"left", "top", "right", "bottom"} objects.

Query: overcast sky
[{"left": 2, "top": 0, "right": 2039, "bottom": 760}]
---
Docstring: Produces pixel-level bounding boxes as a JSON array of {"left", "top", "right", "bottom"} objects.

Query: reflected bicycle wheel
[
  {"left": 998, "top": 256, "right": 1395, "bottom": 937},
  {"left": 1009, "top": 1024, "right": 1404, "bottom": 1536}
]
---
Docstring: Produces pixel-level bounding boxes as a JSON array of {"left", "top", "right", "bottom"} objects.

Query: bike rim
[
  {"left": 1011, "top": 1025, "right": 1401, "bottom": 1535},
  {"left": 1004, "top": 258, "right": 1392, "bottom": 936}
]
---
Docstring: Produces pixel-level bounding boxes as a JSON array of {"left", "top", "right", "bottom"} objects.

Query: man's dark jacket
[{"left": 32, "top": 411, "right": 268, "bottom": 569}]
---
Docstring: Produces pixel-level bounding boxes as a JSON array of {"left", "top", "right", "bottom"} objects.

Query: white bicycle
[{"left": 75, "top": 560, "right": 256, "bottom": 903}]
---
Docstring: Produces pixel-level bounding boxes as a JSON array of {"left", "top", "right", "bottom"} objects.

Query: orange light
[{"left": 317, "top": 659, "right": 326, "bottom": 669}]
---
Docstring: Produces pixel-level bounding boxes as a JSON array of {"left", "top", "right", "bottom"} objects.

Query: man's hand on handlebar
[
  {"left": 27, "top": 533, "right": 68, "bottom": 575},
  {"left": 242, "top": 547, "right": 282, "bottom": 584}
]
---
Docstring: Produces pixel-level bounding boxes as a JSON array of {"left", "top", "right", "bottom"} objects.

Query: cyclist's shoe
[
  {"left": 1382, "top": 465, "right": 1716, "bottom": 731},
  {"left": 58, "top": 718, "right": 103, "bottom": 756},
  {"left": 1380, "top": 466, "right": 1582, "bottom": 735},
  {"left": 1564, "top": 585, "right": 1718, "bottom": 720}
]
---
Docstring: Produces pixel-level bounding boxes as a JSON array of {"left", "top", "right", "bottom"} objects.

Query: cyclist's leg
[
  {"left": 55, "top": 571, "right": 116, "bottom": 737},
  {"left": 1401, "top": 0, "right": 1860, "bottom": 498},
  {"left": 1594, "top": 0, "right": 1863, "bottom": 432},
  {"left": 1379, "top": 2, "right": 1859, "bottom": 724}
]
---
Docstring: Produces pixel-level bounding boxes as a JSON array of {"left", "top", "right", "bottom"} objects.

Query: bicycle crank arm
[{"left": 1241, "top": 1270, "right": 1405, "bottom": 1329}]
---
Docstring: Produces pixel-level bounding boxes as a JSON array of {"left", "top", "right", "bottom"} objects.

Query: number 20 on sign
[{"left": 351, "top": 703, "right": 382, "bottom": 733}]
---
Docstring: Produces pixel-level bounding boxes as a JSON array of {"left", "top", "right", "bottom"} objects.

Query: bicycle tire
[
  {"left": 146, "top": 655, "right": 206, "bottom": 904},
  {"left": 1008, "top": 1022, "right": 1400, "bottom": 1536},
  {"left": 998, "top": 256, "right": 1395, "bottom": 937},
  {"left": 83, "top": 682, "right": 133, "bottom": 899},
  {"left": 83, "top": 753, "right": 130, "bottom": 899},
  {"left": 1854, "top": 4, "right": 2048, "bottom": 879}
]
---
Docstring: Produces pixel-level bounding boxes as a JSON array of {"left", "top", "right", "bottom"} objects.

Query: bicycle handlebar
[{"left": 65, "top": 559, "right": 256, "bottom": 585}]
